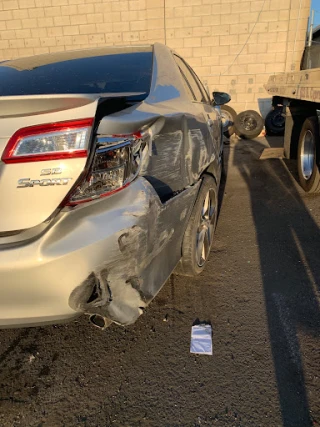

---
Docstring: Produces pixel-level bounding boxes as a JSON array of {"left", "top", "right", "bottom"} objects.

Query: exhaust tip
[{"left": 89, "top": 314, "right": 111, "bottom": 330}]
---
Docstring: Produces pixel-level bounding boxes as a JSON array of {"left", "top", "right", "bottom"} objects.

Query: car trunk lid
[{"left": 0, "top": 93, "right": 143, "bottom": 232}]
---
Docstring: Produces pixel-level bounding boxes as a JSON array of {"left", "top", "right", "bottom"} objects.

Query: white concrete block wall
[{"left": 0, "top": 0, "right": 311, "bottom": 116}]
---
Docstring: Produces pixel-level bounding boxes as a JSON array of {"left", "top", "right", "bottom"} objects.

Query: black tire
[
  {"left": 176, "top": 174, "right": 218, "bottom": 276},
  {"left": 297, "top": 117, "right": 320, "bottom": 193},
  {"left": 220, "top": 105, "right": 236, "bottom": 138},
  {"left": 265, "top": 109, "right": 285, "bottom": 136},
  {"left": 234, "top": 110, "right": 264, "bottom": 139}
]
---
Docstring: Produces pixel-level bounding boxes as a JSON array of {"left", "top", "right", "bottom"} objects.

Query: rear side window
[
  {"left": 174, "top": 55, "right": 206, "bottom": 103},
  {"left": 174, "top": 57, "right": 195, "bottom": 101},
  {"left": 0, "top": 52, "right": 153, "bottom": 96},
  {"left": 190, "top": 69, "right": 210, "bottom": 103}
]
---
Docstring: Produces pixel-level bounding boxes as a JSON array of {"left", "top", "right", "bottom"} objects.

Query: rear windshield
[{"left": 0, "top": 50, "right": 153, "bottom": 96}]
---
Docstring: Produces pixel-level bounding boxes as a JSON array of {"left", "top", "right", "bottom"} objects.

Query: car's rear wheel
[
  {"left": 297, "top": 117, "right": 320, "bottom": 193},
  {"left": 176, "top": 174, "right": 218, "bottom": 276}
]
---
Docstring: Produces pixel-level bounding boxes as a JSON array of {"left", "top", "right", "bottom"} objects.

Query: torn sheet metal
[{"left": 69, "top": 178, "right": 200, "bottom": 326}]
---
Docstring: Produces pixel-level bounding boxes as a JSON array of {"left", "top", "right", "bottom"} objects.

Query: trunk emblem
[
  {"left": 17, "top": 178, "right": 72, "bottom": 188},
  {"left": 40, "top": 168, "right": 62, "bottom": 175}
]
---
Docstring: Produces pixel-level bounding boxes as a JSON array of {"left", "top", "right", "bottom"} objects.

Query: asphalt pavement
[{"left": 0, "top": 136, "right": 319, "bottom": 427}]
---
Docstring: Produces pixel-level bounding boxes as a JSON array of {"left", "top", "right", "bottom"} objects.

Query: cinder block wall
[{"left": 0, "top": 0, "right": 311, "bottom": 116}]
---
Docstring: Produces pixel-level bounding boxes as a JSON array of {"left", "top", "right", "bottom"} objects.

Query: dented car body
[{"left": 0, "top": 43, "right": 227, "bottom": 328}]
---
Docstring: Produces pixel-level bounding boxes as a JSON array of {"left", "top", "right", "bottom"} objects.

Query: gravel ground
[{"left": 0, "top": 136, "right": 319, "bottom": 427}]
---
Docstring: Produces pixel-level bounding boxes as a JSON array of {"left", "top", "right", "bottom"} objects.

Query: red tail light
[
  {"left": 65, "top": 129, "right": 151, "bottom": 206},
  {"left": 2, "top": 118, "right": 94, "bottom": 164}
]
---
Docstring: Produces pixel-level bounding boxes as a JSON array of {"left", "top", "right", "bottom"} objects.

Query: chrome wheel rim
[
  {"left": 240, "top": 115, "right": 257, "bottom": 132},
  {"left": 196, "top": 189, "right": 217, "bottom": 267},
  {"left": 301, "top": 130, "right": 315, "bottom": 180}
]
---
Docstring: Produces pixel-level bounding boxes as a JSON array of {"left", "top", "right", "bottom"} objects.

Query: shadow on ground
[
  {"left": 233, "top": 138, "right": 320, "bottom": 427},
  {"left": 0, "top": 137, "right": 319, "bottom": 426}
]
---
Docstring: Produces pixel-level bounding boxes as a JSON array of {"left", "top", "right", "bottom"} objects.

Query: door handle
[{"left": 207, "top": 119, "right": 214, "bottom": 127}]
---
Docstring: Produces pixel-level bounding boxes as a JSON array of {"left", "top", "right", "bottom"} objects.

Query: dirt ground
[{"left": 0, "top": 136, "right": 319, "bottom": 427}]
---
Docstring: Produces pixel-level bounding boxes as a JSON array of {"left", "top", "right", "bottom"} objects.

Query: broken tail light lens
[
  {"left": 2, "top": 118, "right": 94, "bottom": 164},
  {"left": 66, "top": 130, "right": 149, "bottom": 205}
]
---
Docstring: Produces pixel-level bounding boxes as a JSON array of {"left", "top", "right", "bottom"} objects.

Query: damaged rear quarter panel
[
  {"left": 68, "top": 178, "right": 200, "bottom": 325},
  {"left": 67, "top": 44, "right": 219, "bottom": 325},
  {"left": 97, "top": 43, "right": 220, "bottom": 197}
]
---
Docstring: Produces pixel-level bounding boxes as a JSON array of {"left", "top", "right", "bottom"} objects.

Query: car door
[{"left": 173, "top": 55, "right": 220, "bottom": 181}]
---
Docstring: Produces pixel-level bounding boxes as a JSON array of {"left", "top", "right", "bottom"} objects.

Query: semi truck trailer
[{"left": 265, "top": 68, "right": 320, "bottom": 193}]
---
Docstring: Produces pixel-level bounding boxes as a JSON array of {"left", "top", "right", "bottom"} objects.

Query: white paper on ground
[{"left": 190, "top": 324, "right": 213, "bottom": 355}]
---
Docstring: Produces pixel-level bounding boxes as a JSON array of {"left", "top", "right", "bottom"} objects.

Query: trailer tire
[
  {"left": 234, "top": 110, "right": 264, "bottom": 139},
  {"left": 265, "top": 108, "right": 285, "bottom": 136},
  {"left": 297, "top": 117, "right": 320, "bottom": 193}
]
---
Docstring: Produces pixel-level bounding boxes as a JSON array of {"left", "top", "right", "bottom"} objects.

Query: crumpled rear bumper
[{"left": 0, "top": 177, "right": 199, "bottom": 328}]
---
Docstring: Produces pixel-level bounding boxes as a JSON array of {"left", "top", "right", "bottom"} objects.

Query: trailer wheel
[
  {"left": 265, "top": 108, "right": 285, "bottom": 136},
  {"left": 297, "top": 117, "right": 320, "bottom": 193}
]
